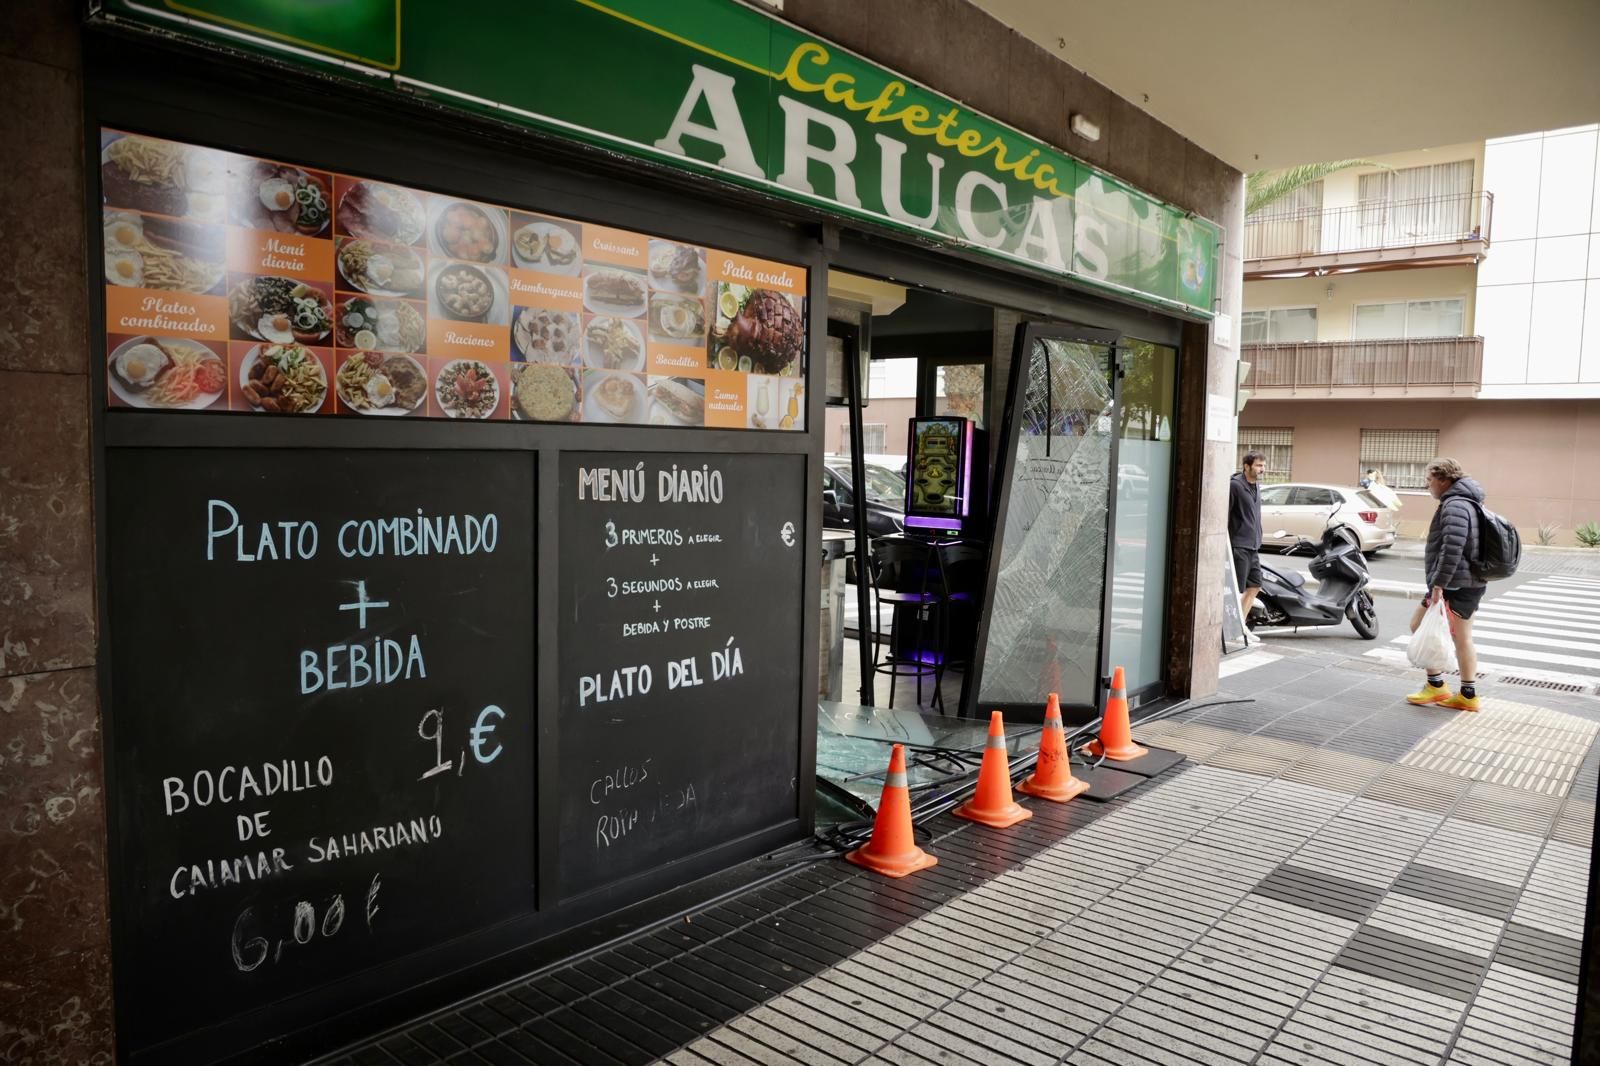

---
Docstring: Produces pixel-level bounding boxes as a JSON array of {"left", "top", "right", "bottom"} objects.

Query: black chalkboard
[
  {"left": 557, "top": 452, "right": 806, "bottom": 897},
  {"left": 105, "top": 449, "right": 535, "bottom": 1054}
]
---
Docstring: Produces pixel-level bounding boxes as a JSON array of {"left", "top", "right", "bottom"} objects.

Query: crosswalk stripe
[
  {"left": 1390, "top": 633, "right": 1600, "bottom": 673},
  {"left": 1535, "top": 577, "right": 1600, "bottom": 589},
  {"left": 1495, "top": 590, "right": 1600, "bottom": 610},
  {"left": 1487, "top": 600, "right": 1600, "bottom": 621},
  {"left": 1463, "top": 612, "right": 1600, "bottom": 639},
  {"left": 1469, "top": 610, "right": 1600, "bottom": 634},
  {"left": 1471, "top": 599, "right": 1596, "bottom": 618},
  {"left": 1365, "top": 647, "right": 1600, "bottom": 689},
  {"left": 1469, "top": 626, "right": 1600, "bottom": 654},
  {"left": 1499, "top": 583, "right": 1600, "bottom": 599}
]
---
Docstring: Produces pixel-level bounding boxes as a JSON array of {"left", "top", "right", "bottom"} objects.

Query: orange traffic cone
[
  {"left": 1087, "top": 666, "right": 1147, "bottom": 762},
  {"left": 846, "top": 744, "right": 938, "bottom": 877},
  {"left": 1018, "top": 693, "right": 1089, "bottom": 803},
  {"left": 955, "top": 711, "right": 1033, "bottom": 828}
]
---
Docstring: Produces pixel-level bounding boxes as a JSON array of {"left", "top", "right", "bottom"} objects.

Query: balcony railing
[
  {"left": 1243, "top": 337, "right": 1483, "bottom": 398},
  {"left": 1244, "top": 191, "right": 1493, "bottom": 263}
]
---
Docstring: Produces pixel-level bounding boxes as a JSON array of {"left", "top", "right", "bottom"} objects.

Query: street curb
[
  {"left": 1298, "top": 576, "right": 1424, "bottom": 600},
  {"left": 1368, "top": 579, "right": 1425, "bottom": 600}
]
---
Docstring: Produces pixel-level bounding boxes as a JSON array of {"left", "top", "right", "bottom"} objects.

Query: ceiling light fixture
[{"left": 1070, "top": 114, "right": 1100, "bottom": 142}]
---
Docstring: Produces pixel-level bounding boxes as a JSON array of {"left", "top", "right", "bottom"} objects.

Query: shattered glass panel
[
  {"left": 978, "top": 338, "right": 1114, "bottom": 707},
  {"left": 815, "top": 701, "right": 1043, "bottom": 807}
]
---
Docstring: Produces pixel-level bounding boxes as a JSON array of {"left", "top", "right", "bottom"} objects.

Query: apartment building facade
[{"left": 1239, "top": 128, "right": 1600, "bottom": 542}]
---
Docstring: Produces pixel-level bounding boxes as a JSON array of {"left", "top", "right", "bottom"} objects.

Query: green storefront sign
[{"left": 97, "top": 0, "right": 1219, "bottom": 316}]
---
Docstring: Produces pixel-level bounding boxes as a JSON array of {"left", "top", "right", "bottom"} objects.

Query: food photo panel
[
  {"left": 647, "top": 240, "right": 706, "bottom": 296},
  {"left": 428, "top": 197, "right": 510, "bottom": 267},
  {"left": 227, "top": 275, "right": 335, "bottom": 346},
  {"left": 705, "top": 249, "right": 807, "bottom": 381},
  {"left": 334, "top": 350, "right": 430, "bottom": 417},
  {"left": 335, "top": 295, "right": 427, "bottom": 355},
  {"left": 746, "top": 375, "right": 804, "bottom": 431},
  {"left": 226, "top": 156, "right": 333, "bottom": 237},
  {"left": 512, "top": 305, "right": 582, "bottom": 364},
  {"left": 645, "top": 376, "right": 706, "bottom": 427},
  {"left": 431, "top": 356, "right": 507, "bottom": 421},
  {"left": 335, "top": 235, "right": 427, "bottom": 299},
  {"left": 106, "top": 334, "right": 228, "bottom": 411},
  {"left": 103, "top": 130, "right": 808, "bottom": 429},
  {"left": 101, "top": 131, "right": 230, "bottom": 222},
  {"left": 508, "top": 211, "right": 582, "bottom": 275},
  {"left": 582, "top": 314, "right": 647, "bottom": 373},
  {"left": 103, "top": 209, "right": 227, "bottom": 296},
  {"left": 509, "top": 362, "right": 581, "bottom": 423},
  {"left": 334, "top": 177, "right": 427, "bottom": 246},
  {"left": 581, "top": 369, "right": 647, "bottom": 424},
  {"left": 230, "top": 341, "right": 333, "bottom": 415}
]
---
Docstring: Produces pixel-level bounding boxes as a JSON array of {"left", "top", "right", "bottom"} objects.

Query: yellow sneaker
[
  {"left": 1406, "top": 682, "right": 1452, "bottom": 705},
  {"left": 1439, "top": 693, "right": 1481, "bottom": 712}
]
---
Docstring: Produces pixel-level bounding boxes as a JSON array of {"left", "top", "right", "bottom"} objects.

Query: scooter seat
[{"left": 1267, "top": 568, "right": 1306, "bottom": 588}]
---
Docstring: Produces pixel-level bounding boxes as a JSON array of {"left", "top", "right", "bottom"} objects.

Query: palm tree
[{"left": 1246, "top": 160, "right": 1386, "bottom": 217}]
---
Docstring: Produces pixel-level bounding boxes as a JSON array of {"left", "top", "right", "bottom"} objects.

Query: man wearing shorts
[
  {"left": 1406, "top": 457, "right": 1487, "bottom": 711},
  {"left": 1229, "top": 451, "right": 1266, "bottom": 622}
]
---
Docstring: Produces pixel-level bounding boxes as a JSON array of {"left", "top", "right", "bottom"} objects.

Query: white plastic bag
[{"left": 1407, "top": 597, "right": 1458, "bottom": 671}]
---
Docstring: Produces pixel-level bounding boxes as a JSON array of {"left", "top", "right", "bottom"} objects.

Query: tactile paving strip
[{"left": 1399, "top": 699, "right": 1599, "bottom": 796}]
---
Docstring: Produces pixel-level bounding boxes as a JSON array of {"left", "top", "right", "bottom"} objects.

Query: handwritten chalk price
[
  {"left": 230, "top": 873, "right": 381, "bottom": 972},
  {"left": 417, "top": 705, "right": 506, "bottom": 781}
]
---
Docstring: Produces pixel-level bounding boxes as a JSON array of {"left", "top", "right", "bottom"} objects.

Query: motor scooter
[{"left": 1249, "top": 523, "right": 1380, "bottom": 639}]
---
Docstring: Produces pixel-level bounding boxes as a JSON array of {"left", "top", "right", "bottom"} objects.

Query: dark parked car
[{"left": 822, "top": 458, "right": 906, "bottom": 540}]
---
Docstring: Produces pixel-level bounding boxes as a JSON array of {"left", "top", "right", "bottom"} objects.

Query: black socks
[
  {"left": 1461, "top": 682, "right": 1477, "bottom": 699},
  {"left": 1427, "top": 674, "right": 1445, "bottom": 689}
]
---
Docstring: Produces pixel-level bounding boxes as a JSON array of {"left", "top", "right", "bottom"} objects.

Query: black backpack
[{"left": 1466, "top": 499, "right": 1521, "bottom": 581}]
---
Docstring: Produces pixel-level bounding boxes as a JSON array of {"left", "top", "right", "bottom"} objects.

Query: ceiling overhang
[{"left": 972, "top": 0, "right": 1600, "bottom": 171}]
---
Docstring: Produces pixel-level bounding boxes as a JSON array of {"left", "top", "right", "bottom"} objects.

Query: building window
[
  {"left": 1405, "top": 299, "right": 1465, "bottom": 338},
  {"left": 1352, "top": 298, "right": 1465, "bottom": 340},
  {"left": 840, "top": 423, "right": 887, "bottom": 454},
  {"left": 1358, "top": 160, "right": 1476, "bottom": 243},
  {"left": 1244, "top": 179, "right": 1325, "bottom": 258},
  {"left": 1360, "top": 428, "right": 1439, "bottom": 491},
  {"left": 1238, "top": 427, "right": 1293, "bottom": 484},
  {"left": 1241, "top": 307, "right": 1318, "bottom": 344}
]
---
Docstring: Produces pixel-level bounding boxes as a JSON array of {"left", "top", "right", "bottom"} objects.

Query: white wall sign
[
  {"left": 1205, "top": 392, "right": 1235, "bottom": 443},
  {"left": 1213, "top": 312, "right": 1234, "bottom": 349}
]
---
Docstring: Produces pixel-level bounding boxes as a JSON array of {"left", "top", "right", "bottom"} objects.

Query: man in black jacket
[
  {"left": 1406, "top": 457, "right": 1487, "bottom": 712},
  {"left": 1229, "top": 451, "right": 1266, "bottom": 620}
]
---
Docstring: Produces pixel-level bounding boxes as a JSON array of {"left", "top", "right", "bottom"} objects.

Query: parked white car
[{"left": 1258, "top": 482, "right": 1397, "bottom": 554}]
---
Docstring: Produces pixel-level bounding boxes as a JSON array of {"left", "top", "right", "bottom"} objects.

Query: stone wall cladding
[{"left": 0, "top": 1, "right": 113, "bottom": 1061}]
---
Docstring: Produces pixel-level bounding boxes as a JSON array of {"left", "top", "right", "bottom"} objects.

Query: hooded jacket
[
  {"left": 1425, "top": 477, "right": 1487, "bottom": 590},
  {"left": 1228, "top": 472, "right": 1262, "bottom": 549}
]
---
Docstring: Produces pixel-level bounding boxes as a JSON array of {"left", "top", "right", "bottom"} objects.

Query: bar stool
[
  {"left": 868, "top": 538, "right": 943, "bottom": 708},
  {"left": 928, "top": 542, "right": 985, "bottom": 711}
]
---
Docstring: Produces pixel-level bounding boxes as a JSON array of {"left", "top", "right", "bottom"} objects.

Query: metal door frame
[{"left": 960, "top": 320, "right": 1124, "bottom": 722}]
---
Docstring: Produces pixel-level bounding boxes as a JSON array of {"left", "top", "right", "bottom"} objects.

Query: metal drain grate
[{"left": 1497, "top": 675, "right": 1590, "bottom": 694}]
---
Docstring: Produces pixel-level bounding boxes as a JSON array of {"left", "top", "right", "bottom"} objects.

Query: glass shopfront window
[{"left": 1109, "top": 341, "right": 1176, "bottom": 692}]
